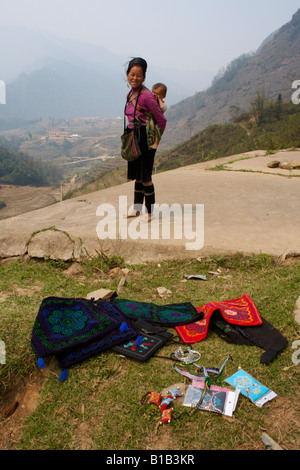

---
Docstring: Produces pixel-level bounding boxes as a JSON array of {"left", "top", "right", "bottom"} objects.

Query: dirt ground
[{"left": 0, "top": 373, "right": 45, "bottom": 449}]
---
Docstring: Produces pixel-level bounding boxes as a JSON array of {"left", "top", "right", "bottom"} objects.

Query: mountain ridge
[
  {"left": 163, "top": 9, "right": 300, "bottom": 147},
  {"left": 0, "top": 26, "right": 213, "bottom": 121}
]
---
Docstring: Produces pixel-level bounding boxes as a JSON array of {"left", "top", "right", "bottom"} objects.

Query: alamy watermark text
[
  {"left": 292, "top": 80, "right": 300, "bottom": 105},
  {"left": 96, "top": 196, "right": 204, "bottom": 250}
]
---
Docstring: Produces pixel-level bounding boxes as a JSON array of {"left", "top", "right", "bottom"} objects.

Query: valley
[{"left": 0, "top": 116, "right": 128, "bottom": 218}]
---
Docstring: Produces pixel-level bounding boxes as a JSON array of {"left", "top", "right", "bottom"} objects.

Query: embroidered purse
[
  {"left": 112, "top": 318, "right": 173, "bottom": 362},
  {"left": 121, "top": 127, "right": 141, "bottom": 162}
]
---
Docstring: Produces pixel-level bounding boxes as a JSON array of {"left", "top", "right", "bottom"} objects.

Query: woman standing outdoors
[{"left": 124, "top": 58, "right": 167, "bottom": 221}]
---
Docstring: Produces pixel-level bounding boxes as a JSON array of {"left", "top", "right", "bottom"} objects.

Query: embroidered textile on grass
[
  {"left": 175, "top": 294, "right": 262, "bottom": 344},
  {"left": 111, "top": 299, "right": 203, "bottom": 326},
  {"left": 175, "top": 294, "right": 287, "bottom": 364},
  {"left": 31, "top": 297, "right": 137, "bottom": 370},
  {"left": 112, "top": 319, "right": 173, "bottom": 362}
]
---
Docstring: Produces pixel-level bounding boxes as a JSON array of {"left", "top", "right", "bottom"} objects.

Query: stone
[
  {"left": 121, "top": 268, "right": 130, "bottom": 276},
  {"left": 289, "top": 159, "right": 300, "bottom": 169},
  {"left": 0, "top": 235, "right": 27, "bottom": 258},
  {"left": 294, "top": 296, "right": 300, "bottom": 325},
  {"left": 282, "top": 250, "right": 300, "bottom": 261},
  {"left": 63, "top": 262, "right": 86, "bottom": 276},
  {"left": 279, "top": 162, "right": 293, "bottom": 170},
  {"left": 157, "top": 286, "right": 172, "bottom": 299},
  {"left": 292, "top": 340, "right": 300, "bottom": 365},
  {"left": 27, "top": 229, "right": 74, "bottom": 261},
  {"left": 109, "top": 267, "right": 123, "bottom": 278},
  {"left": 267, "top": 160, "right": 280, "bottom": 168},
  {"left": 86, "top": 288, "right": 116, "bottom": 300},
  {"left": 117, "top": 276, "right": 127, "bottom": 294}
]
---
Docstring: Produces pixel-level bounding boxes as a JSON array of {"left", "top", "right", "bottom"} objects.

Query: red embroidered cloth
[{"left": 175, "top": 294, "right": 262, "bottom": 344}]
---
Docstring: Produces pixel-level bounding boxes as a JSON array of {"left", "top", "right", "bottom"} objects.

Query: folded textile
[
  {"left": 175, "top": 294, "right": 288, "bottom": 364},
  {"left": 112, "top": 318, "right": 173, "bottom": 362},
  {"left": 111, "top": 298, "right": 203, "bottom": 326},
  {"left": 31, "top": 297, "right": 137, "bottom": 376},
  {"left": 175, "top": 294, "right": 262, "bottom": 344},
  {"left": 212, "top": 316, "right": 288, "bottom": 365}
]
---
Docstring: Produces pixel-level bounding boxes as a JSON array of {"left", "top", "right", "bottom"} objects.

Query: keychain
[
  {"left": 140, "top": 391, "right": 162, "bottom": 407},
  {"left": 141, "top": 387, "right": 182, "bottom": 425}
]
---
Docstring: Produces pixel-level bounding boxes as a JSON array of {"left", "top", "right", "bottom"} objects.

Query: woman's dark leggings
[{"left": 134, "top": 181, "right": 155, "bottom": 214}]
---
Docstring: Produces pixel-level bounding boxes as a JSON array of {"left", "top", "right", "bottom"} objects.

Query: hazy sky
[{"left": 1, "top": 0, "right": 299, "bottom": 74}]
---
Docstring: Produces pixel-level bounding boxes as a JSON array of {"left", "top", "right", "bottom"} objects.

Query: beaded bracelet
[{"left": 173, "top": 346, "right": 201, "bottom": 365}]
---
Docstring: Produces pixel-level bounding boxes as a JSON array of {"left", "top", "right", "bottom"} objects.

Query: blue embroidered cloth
[
  {"left": 31, "top": 297, "right": 137, "bottom": 369},
  {"left": 111, "top": 299, "right": 202, "bottom": 326}
]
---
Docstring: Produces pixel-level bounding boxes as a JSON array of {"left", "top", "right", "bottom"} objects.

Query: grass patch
[{"left": 0, "top": 253, "right": 299, "bottom": 450}]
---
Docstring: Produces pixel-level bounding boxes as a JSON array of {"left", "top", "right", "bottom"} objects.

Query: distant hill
[
  {"left": 163, "top": 9, "right": 300, "bottom": 148},
  {"left": 1, "top": 60, "right": 125, "bottom": 120},
  {"left": 0, "top": 27, "right": 213, "bottom": 124}
]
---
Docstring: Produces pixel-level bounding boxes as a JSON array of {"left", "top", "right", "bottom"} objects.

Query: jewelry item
[{"left": 174, "top": 346, "right": 201, "bottom": 365}]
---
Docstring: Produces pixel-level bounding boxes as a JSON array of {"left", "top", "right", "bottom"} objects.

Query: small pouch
[{"left": 112, "top": 318, "right": 173, "bottom": 362}]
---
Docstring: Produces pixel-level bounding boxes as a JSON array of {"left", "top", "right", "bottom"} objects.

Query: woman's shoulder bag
[{"left": 121, "top": 87, "right": 143, "bottom": 162}]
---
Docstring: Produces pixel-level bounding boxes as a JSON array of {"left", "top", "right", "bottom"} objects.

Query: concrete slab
[{"left": 0, "top": 149, "right": 299, "bottom": 263}]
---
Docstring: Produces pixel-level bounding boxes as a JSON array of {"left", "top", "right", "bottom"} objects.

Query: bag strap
[{"left": 124, "top": 86, "right": 144, "bottom": 131}]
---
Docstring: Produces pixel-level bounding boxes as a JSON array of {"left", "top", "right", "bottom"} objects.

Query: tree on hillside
[
  {"left": 276, "top": 94, "right": 283, "bottom": 120},
  {"left": 250, "top": 89, "right": 267, "bottom": 126}
]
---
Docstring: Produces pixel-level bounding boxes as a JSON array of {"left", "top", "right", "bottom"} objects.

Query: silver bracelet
[{"left": 174, "top": 347, "right": 201, "bottom": 365}]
